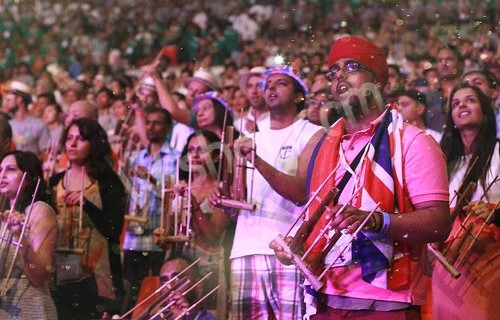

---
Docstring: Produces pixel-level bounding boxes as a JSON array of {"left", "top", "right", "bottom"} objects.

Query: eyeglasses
[
  {"left": 187, "top": 146, "right": 208, "bottom": 154},
  {"left": 193, "top": 100, "right": 213, "bottom": 113},
  {"left": 160, "top": 275, "right": 170, "bottom": 284},
  {"left": 161, "top": 273, "right": 182, "bottom": 284},
  {"left": 308, "top": 99, "right": 330, "bottom": 107},
  {"left": 325, "top": 61, "right": 368, "bottom": 81}
]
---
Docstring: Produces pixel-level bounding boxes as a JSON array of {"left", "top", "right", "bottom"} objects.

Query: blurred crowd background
[
  {"left": 0, "top": 0, "right": 498, "bottom": 96},
  {"left": 0, "top": 1, "right": 498, "bottom": 318}
]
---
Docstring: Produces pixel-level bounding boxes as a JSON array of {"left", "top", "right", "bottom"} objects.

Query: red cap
[{"left": 327, "top": 36, "right": 388, "bottom": 88}]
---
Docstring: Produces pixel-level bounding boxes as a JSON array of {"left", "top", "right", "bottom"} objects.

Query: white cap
[
  {"left": 185, "top": 68, "right": 219, "bottom": 91},
  {"left": 140, "top": 77, "right": 157, "bottom": 93},
  {"left": 7, "top": 80, "right": 33, "bottom": 100}
]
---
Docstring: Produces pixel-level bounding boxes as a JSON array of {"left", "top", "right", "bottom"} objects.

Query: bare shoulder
[
  {"left": 308, "top": 128, "right": 325, "bottom": 145},
  {"left": 299, "top": 127, "right": 325, "bottom": 175},
  {"left": 302, "top": 128, "right": 324, "bottom": 156}
]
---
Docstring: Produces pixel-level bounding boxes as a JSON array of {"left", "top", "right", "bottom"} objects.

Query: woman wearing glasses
[
  {"left": 154, "top": 130, "right": 230, "bottom": 320},
  {"left": 305, "top": 82, "right": 339, "bottom": 128}
]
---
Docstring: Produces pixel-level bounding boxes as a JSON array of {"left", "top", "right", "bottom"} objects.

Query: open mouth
[
  {"left": 267, "top": 92, "right": 278, "bottom": 101},
  {"left": 336, "top": 83, "right": 349, "bottom": 95}
]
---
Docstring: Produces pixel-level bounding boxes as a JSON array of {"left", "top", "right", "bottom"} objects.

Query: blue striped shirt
[{"left": 123, "top": 141, "right": 179, "bottom": 251}]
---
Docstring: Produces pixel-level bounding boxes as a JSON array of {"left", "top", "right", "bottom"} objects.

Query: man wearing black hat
[{"left": 5, "top": 81, "right": 50, "bottom": 157}]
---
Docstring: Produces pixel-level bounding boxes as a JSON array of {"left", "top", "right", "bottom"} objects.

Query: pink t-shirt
[
  {"left": 321, "top": 115, "right": 449, "bottom": 304},
  {"left": 338, "top": 121, "right": 449, "bottom": 206}
]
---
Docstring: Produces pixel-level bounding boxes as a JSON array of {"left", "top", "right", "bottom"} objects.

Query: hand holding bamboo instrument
[
  {"left": 56, "top": 166, "right": 85, "bottom": 254},
  {"left": 429, "top": 175, "right": 499, "bottom": 278},
  {"left": 217, "top": 105, "right": 256, "bottom": 212},
  {"left": 148, "top": 271, "right": 215, "bottom": 320},
  {"left": 270, "top": 164, "right": 370, "bottom": 291},
  {"left": 272, "top": 200, "right": 379, "bottom": 291},
  {"left": 0, "top": 173, "right": 40, "bottom": 296},
  {"left": 43, "top": 138, "right": 60, "bottom": 182},
  {"left": 112, "top": 258, "right": 202, "bottom": 320}
]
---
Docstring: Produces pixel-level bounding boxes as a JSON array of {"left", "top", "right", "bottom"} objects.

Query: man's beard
[
  {"left": 8, "top": 105, "right": 19, "bottom": 115},
  {"left": 147, "top": 134, "right": 166, "bottom": 144},
  {"left": 335, "top": 86, "right": 384, "bottom": 123},
  {"left": 250, "top": 97, "right": 265, "bottom": 110}
]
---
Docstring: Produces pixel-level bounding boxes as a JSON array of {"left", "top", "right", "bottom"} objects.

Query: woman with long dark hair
[
  {"left": 433, "top": 83, "right": 499, "bottom": 320},
  {"left": 49, "top": 118, "right": 126, "bottom": 319},
  {"left": 192, "top": 92, "right": 234, "bottom": 138},
  {"left": 154, "top": 130, "right": 230, "bottom": 320},
  {"left": 440, "top": 83, "right": 498, "bottom": 203},
  {"left": 0, "top": 151, "right": 58, "bottom": 318}
]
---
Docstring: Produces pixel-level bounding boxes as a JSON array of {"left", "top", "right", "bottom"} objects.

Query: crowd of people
[{"left": 0, "top": 0, "right": 498, "bottom": 320}]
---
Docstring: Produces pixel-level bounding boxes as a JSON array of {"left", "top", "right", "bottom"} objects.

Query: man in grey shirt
[{"left": 5, "top": 81, "right": 50, "bottom": 157}]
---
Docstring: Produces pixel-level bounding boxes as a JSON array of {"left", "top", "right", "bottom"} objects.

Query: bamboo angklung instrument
[
  {"left": 217, "top": 103, "right": 255, "bottom": 211},
  {"left": 161, "top": 156, "right": 191, "bottom": 243},
  {"left": 429, "top": 175, "right": 499, "bottom": 278},
  {"left": 111, "top": 258, "right": 202, "bottom": 320},
  {"left": 271, "top": 164, "right": 379, "bottom": 291},
  {"left": 426, "top": 157, "right": 479, "bottom": 278},
  {"left": 448, "top": 176, "right": 499, "bottom": 267},
  {"left": 56, "top": 166, "right": 84, "bottom": 254},
  {"left": 115, "top": 108, "right": 137, "bottom": 178},
  {"left": 454, "top": 199, "right": 499, "bottom": 268},
  {"left": 0, "top": 173, "right": 40, "bottom": 296},
  {"left": 43, "top": 137, "right": 60, "bottom": 182},
  {"left": 125, "top": 168, "right": 160, "bottom": 235},
  {"left": 147, "top": 271, "right": 215, "bottom": 320}
]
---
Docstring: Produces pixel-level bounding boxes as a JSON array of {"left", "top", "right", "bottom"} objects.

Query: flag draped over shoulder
[{"left": 304, "top": 103, "right": 413, "bottom": 290}]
